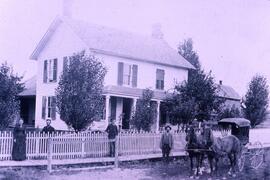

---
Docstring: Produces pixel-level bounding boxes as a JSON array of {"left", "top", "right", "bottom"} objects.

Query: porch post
[
  {"left": 133, "top": 98, "right": 137, "bottom": 111},
  {"left": 105, "top": 95, "right": 110, "bottom": 128},
  {"left": 155, "top": 101, "right": 161, "bottom": 133}
]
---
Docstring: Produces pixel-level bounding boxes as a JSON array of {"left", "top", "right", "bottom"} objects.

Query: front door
[{"left": 122, "top": 98, "right": 132, "bottom": 129}]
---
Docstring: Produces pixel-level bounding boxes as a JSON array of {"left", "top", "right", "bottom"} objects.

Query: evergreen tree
[
  {"left": 56, "top": 51, "right": 106, "bottom": 132},
  {"left": 243, "top": 75, "right": 269, "bottom": 127},
  {"left": 131, "top": 89, "right": 157, "bottom": 131},
  {"left": 0, "top": 63, "right": 24, "bottom": 128}
]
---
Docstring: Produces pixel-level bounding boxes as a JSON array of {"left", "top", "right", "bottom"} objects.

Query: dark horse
[
  {"left": 185, "top": 126, "right": 205, "bottom": 177},
  {"left": 186, "top": 125, "right": 243, "bottom": 177}
]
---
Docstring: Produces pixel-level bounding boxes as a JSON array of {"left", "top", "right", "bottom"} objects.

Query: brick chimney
[
  {"left": 151, "top": 23, "right": 163, "bottom": 39},
  {"left": 62, "top": 0, "right": 73, "bottom": 18},
  {"left": 219, "top": 80, "right": 223, "bottom": 85}
]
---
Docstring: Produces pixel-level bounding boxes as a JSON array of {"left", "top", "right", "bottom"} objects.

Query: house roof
[
  {"left": 19, "top": 76, "right": 36, "bottom": 96},
  {"left": 30, "top": 16, "right": 194, "bottom": 70},
  {"left": 216, "top": 84, "right": 241, "bottom": 101}
]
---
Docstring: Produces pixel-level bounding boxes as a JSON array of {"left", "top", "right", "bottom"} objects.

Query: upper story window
[
  {"left": 156, "top": 69, "right": 165, "bottom": 90},
  {"left": 123, "top": 64, "right": 132, "bottom": 85},
  {"left": 41, "top": 96, "right": 56, "bottom": 120},
  {"left": 118, "top": 62, "right": 138, "bottom": 87},
  {"left": 43, "top": 59, "right": 58, "bottom": 83}
]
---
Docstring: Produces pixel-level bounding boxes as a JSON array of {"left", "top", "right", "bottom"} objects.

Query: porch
[{"left": 102, "top": 85, "right": 168, "bottom": 132}]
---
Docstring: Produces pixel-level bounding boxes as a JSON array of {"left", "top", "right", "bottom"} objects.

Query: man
[
  {"left": 160, "top": 124, "right": 174, "bottom": 163},
  {"left": 106, "top": 119, "right": 118, "bottom": 157},
  {"left": 41, "top": 119, "right": 55, "bottom": 134}
]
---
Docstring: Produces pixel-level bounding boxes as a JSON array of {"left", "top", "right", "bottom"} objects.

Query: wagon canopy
[{"left": 218, "top": 118, "right": 251, "bottom": 127}]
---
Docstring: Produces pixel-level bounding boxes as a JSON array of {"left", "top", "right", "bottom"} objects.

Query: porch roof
[
  {"left": 19, "top": 76, "right": 36, "bottom": 96},
  {"left": 103, "top": 85, "right": 166, "bottom": 100}
]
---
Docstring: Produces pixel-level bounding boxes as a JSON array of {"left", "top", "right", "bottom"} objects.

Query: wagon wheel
[
  {"left": 250, "top": 141, "right": 264, "bottom": 169},
  {"left": 237, "top": 149, "right": 246, "bottom": 172}
]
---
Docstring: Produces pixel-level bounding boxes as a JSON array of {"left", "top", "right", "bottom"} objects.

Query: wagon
[{"left": 218, "top": 118, "right": 265, "bottom": 171}]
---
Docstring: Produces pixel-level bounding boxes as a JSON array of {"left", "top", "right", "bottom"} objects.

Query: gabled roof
[
  {"left": 19, "top": 76, "right": 36, "bottom": 96},
  {"left": 216, "top": 84, "right": 241, "bottom": 101},
  {"left": 30, "top": 16, "right": 194, "bottom": 70}
]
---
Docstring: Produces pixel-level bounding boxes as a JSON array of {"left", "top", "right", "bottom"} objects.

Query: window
[
  {"left": 156, "top": 69, "right": 165, "bottom": 90},
  {"left": 43, "top": 59, "right": 58, "bottom": 83},
  {"left": 118, "top": 62, "right": 138, "bottom": 87},
  {"left": 123, "top": 64, "right": 132, "bottom": 85},
  {"left": 47, "top": 97, "right": 52, "bottom": 118},
  {"left": 42, "top": 96, "right": 56, "bottom": 120}
]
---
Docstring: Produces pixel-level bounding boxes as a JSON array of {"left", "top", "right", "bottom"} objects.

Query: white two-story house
[{"left": 28, "top": 16, "right": 194, "bottom": 131}]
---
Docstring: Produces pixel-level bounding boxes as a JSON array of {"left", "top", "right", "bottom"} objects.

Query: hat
[{"left": 164, "top": 123, "right": 172, "bottom": 130}]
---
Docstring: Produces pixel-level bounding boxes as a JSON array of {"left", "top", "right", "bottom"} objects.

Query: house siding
[
  {"left": 35, "top": 22, "right": 88, "bottom": 130},
  {"left": 99, "top": 53, "right": 188, "bottom": 90},
  {"left": 34, "top": 20, "right": 189, "bottom": 130}
]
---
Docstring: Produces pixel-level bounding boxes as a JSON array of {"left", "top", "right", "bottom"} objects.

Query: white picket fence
[
  {"left": 0, "top": 131, "right": 187, "bottom": 161},
  {"left": 1, "top": 128, "right": 269, "bottom": 161}
]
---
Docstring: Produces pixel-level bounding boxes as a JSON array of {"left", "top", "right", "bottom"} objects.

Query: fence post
[
  {"left": 81, "top": 135, "right": 85, "bottom": 158},
  {"left": 114, "top": 136, "right": 119, "bottom": 168},
  {"left": 35, "top": 132, "right": 40, "bottom": 157},
  {"left": 47, "top": 137, "right": 53, "bottom": 173}
]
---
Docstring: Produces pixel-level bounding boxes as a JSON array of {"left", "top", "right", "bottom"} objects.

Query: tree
[
  {"left": 218, "top": 105, "right": 242, "bottom": 120},
  {"left": 175, "top": 70, "right": 223, "bottom": 122},
  {"left": 0, "top": 62, "right": 24, "bottom": 128},
  {"left": 56, "top": 51, "right": 107, "bottom": 132},
  {"left": 243, "top": 75, "right": 269, "bottom": 127},
  {"left": 178, "top": 38, "right": 201, "bottom": 70},
  {"left": 131, "top": 89, "right": 157, "bottom": 131},
  {"left": 163, "top": 92, "right": 196, "bottom": 126},
  {"left": 164, "top": 39, "right": 224, "bottom": 124}
]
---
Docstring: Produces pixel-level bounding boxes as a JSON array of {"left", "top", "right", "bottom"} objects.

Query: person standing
[
  {"left": 160, "top": 124, "right": 174, "bottom": 163},
  {"left": 106, "top": 119, "right": 118, "bottom": 157},
  {"left": 12, "top": 119, "right": 26, "bottom": 161},
  {"left": 41, "top": 119, "right": 55, "bottom": 134}
]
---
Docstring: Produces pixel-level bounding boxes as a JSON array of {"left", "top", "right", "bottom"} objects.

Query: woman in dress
[{"left": 12, "top": 119, "right": 26, "bottom": 161}]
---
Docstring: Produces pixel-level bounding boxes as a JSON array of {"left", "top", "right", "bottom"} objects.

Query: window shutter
[
  {"left": 132, "top": 65, "right": 138, "bottom": 87},
  {"left": 51, "top": 96, "right": 57, "bottom": 120},
  {"left": 161, "top": 70, "right": 165, "bottom": 90},
  {"left": 53, "top": 58, "right": 58, "bottom": 81},
  {"left": 63, "top": 57, "right": 68, "bottom": 73},
  {"left": 117, "top": 62, "right": 124, "bottom": 86},
  {"left": 43, "top": 60, "right": 48, "bottom": 83},
  {"left": 42, "top": 96, "right": 47, "bottom": 119}
]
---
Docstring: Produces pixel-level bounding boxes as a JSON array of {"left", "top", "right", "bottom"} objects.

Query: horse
[
  {"left": 185, "top": 125, "right": 205, "bottom": 178},
  {"left": 199, "top": 126, "right": 243, "bottom": 177}
]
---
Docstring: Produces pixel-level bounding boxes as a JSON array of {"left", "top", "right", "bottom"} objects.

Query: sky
[{"left": 0, "top": 0, "right": 270, "bottom": 96}]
